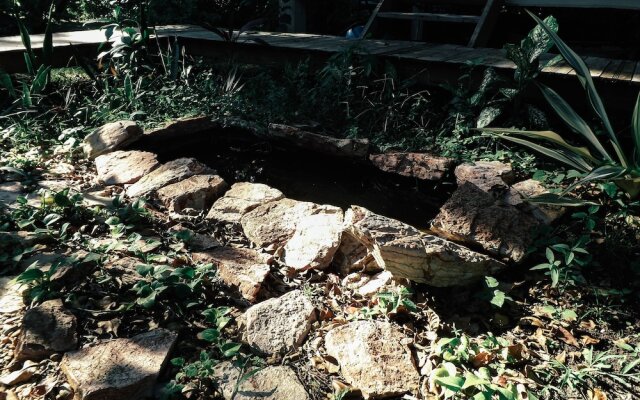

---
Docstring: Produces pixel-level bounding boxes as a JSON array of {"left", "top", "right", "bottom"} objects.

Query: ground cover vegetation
[{"left": 1, "top": 2, "right": 640, "bottom": 400}]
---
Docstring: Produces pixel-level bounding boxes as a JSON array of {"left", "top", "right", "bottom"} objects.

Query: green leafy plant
[
  {"left": 482, "top": 11, "right": 640, "bottom": 201},
  {"left": 531, "top": 236, "right": 591, "bottom": 288},
  {"left": 132, "top": 262, "right": 216, "bottom": 309},
  {"left": 356, "top": 287, "right": 417, "bottom": 319}
]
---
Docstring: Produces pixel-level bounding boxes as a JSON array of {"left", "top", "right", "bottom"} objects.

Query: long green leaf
[
  {"left": 16, "top": 18, "right": 36, "bottom": 75},
  {"left": 537, "top": 83, "right": 611, "bottom": 161},
  {"left": 42, "top": 2, "right": 55, "bottom": 67},
  {"left": 0, "top": 68, "right": 16, "bottom": 98},
  {"left": 484, "top": 128, "right": 596, "bottom": 164},
  {"left": 527, "top": 10, "right": 626, "bottom": 166},
  {"left": 30, "top": 65, "right": 50, "bottom": 95},
  {"left": 562, "top": 164, "right": 627, "bottom": 195},
  {"left": 632, "top": 91, "right": 640, "bottom": 166},
  {"left": 492, "top": 133, "right": 591, "bottom": 172}
]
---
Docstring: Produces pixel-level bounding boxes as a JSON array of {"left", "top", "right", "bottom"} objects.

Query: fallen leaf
[
  {"left": 580, "top": 335, "right": 600, "bottom": 346},
  {"left": 580, "top": 320, "right": 596, "bottom": 330},
  {"left": 520, "top": 316, "right": 545, "bottom": 328},
  {"left": 472, "top": 351, "right": 494, "bottom": 367},
  {"left": 507, "top": 343, "right": 529, "bottom": 361},
  {"left": 555, "top": 326, "right": 579, "bottom": 347},
  {"left": 555, "top": 351, "right": 566, "bottom": 364},
  {"left": 588, "top": 388, "right": 607, "bottom": 400}
]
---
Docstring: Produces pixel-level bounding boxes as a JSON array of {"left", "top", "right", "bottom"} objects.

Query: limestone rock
[
  {"left": 244, "top": 289, "right": 316, "bottom": 355},
  {"left": 206, "top": 182, "right": 284, "bottom": 224},
  {"left": 342, "top": 270, "right": 406, "bottom": 297},
  {"left": 60, "top": 329, "right": 177, "bottom": 400},
  {"left": 503, "top": 179, "right": 566, "bottom": 224},
  {"left": 454, "top": 161, "right": 515, "bottom": 193},
  {"left": 146, "top": 116, "right": 218, "bottom": 141},
  {"left": 343, "top": 206, "right": 504, "bottom": 286},
  {"left": 282, "top": 209, "right": 344, "bottom": 271},
  {"left": 14, "top": 299, "right": 77, "bottom": 361},
  {"left": 369, "top": 152, "right": 454, "bottom": 181},
  {"left": 0, "top": 182, "right": 23, "bottom": 206},
  {"left": 192, "top": 247, "right": 273, "bottom": 303},
  {"left": 83, "top": 121, "right": 143, "bottom": 159},
  {"left": 102, "top": 257, "right": 142, "bottom": 287},
  {"left": 95, "top": 150, "right": 159, "bottom": 185},
  {"left": 431, "top": 182, "right": 540, "bottom": 263},
  {"left": 213, "top": 362, "right": 309, "bottom": 400},
  {"left": 332, "top": 231, "right": 381, "bottom": 275},
  {"left": 157, "top": 174, "right": 228, "bottom": 213},
  {"left": 268, "top": 123, "right": 369, "bottom": 159},
  {"left": 0, "top": 276, "right": 25, "bottom": 315},
  {"left": 126, "top": 158, "right": 211, "bottom": 198},
  {"left": 325, "top": 320, "right": 420, "bottom": 398},
  {"left": 241, "top": 198, "right": 342, "bottom": 251}
]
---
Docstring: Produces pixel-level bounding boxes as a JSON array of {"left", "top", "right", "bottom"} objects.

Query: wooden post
[{"left": 279, "top": 0, "right": 307, "bottom": 33}]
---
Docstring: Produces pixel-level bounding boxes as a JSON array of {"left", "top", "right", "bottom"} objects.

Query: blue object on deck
[{"left": 346, "top": 26, "right": 364, "bottom": 40}]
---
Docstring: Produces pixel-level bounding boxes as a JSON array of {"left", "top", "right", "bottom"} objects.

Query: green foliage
[
  {"left": 355, "top": 287, "right": 417, "bottom": 319},
  {"left": 429, "top": 333, "right": 534, "bottom": 399},
  {"left": 483, "top": 12, "right": 640, "bottom": 201},
  {"left": 531, "top": 235, "right": 591, "bottom": 288},
  {"left": 132, "top": 262, "right": 216, "bottom": 309}
]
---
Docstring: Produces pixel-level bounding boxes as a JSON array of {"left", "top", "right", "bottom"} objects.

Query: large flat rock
[
  {"left": 454, "top": 161, "right": 515, "bottom": 194},
  {"left": 342, "top": 206, "right": 504, "bottom": 286},
  {"left": 14, "top": 299, "right": 78, "bottom": 361},
  {"left": 60, "top": 329, "right": 177, "bottom": 400},
  {"left": 157, "top": 174, "right": 228, "bottom": 213},
  {"left": 431, "top": 182, "right": 540, "bottom": 263},
  {"left": 192, "top": 247, "right": 273, "bottom": 303},
  {"left": 268, "top": 123, "right": 369, "bottom": 159},
  {"left": 369, "top": 152, "right": 454, "bottom": 181},
  {"left": 325, "top": 320, "right": 420, "bottom": 399},
  {"left": 206, "top": 182, "right": 284, "bottom": 224},
  {"left": 502, "top": 179, "right": 566, "bottom": 224},
  {"left": 83, "top": 121, "right": 143, "bottom": 159},
  {"left": 241, "top": 198, "right": 342, "bottom": 252},
  {"left": 95, "top": 150, "right": 159, "bottom": 185},
  {"left": 282, "top": 209, "right": 344, "bottom": 271},
  {"left": 125, "top": 157, "right": 211, "bottom": 198},
  {"left": 213, "top": 362, "right": 309, "bottom": 400},
  {"left": 243, "top": 289, "right": 316, "bottom": 356}
]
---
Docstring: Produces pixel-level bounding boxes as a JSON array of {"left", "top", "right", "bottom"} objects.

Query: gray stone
[
  {"left": 83, "top": 121, "right": 143, "bottom": 159},
  {"left": 206, "top": 182, "right": 284, "bottom": 224},
  {"left": 325, "top": 320, "right": 420, "bottom": 399},
  {"left": 126, "top": 158, "right": 211, "bottom": 198},
  {"left": 102, "top": 257, "right": 142, "bottom": 287},
  {"left": 454, "top": 161, "right": 515, "bottom": 194},
  {"left": 369, "top": 152, "right": 455, "bottom": 181},
  {"left": 193, "top": 247, "right": 272, "bottom": 303},
  {"left": 282, "top": 207, "right": 344, "bottom": 271},
  {"left": 0, "top": 182, "right": 23, "bottom": 206},
  {"left": 213, "top": 362, "right": 309, "bottom": 400},
  {"left": 244, "top": 290, "right": 316, "bottom": 355},
  {"left": 157, "top": 174, "right": 228, "bottom": 213},
  {"left": 60, "top": 329, "right": 177, "bottom": 400},
  {"left": 431, "top": 182, "right": 540, "bottom": 263},
  {"left": 241, "top": 198, "right": 342, "bottom": 251},
  {"left": 95, "top": 150, "right": 159, "bottom": 185},
  {"left": 15, "top": 299, "right": 78, "bottom": 361},
  {"left": 343, "top": 206, "right": 504, "bottom": 286},
  {"left": 502, "top": 179, "right": 566, "bottom": 225},
  {"left": 268, "top": 124, "right": 369, "bottom": 159}
]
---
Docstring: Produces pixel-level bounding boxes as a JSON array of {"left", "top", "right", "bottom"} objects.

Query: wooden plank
[
  {"left": 632, "top": 62, "right": 640, "bottom": 83},
  {"left": 600, "top": 59, "right": 623, "bottom": 80},
  {"left": 583, "top": 56, "right": 612, "bottom": 78},
  {"left": 469, "top": 0, "right": 502, "bottom": 48},
  {"left": 377, "top": 12, "right": 480, "bottom": 24},
  {"left": 615, "top": 60, "right": 637, "bottom": 82}
]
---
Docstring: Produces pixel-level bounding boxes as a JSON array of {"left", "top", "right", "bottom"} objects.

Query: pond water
[{"left": 128, "top": 126, "right": 451, "bottom": 229}]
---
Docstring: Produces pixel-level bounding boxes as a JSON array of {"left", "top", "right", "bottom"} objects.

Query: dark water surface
[{"left": 129, "top": 126, "right": 451, "bottom": 228}]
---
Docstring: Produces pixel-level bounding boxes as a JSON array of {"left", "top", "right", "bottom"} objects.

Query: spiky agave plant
[{"left": 482, "top": 10, "right": 640, "bottom": 202}]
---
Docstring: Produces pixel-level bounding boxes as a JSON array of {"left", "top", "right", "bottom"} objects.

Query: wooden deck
[{"left": 1, "top": 24, "right": 639, "bottom": 87}]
